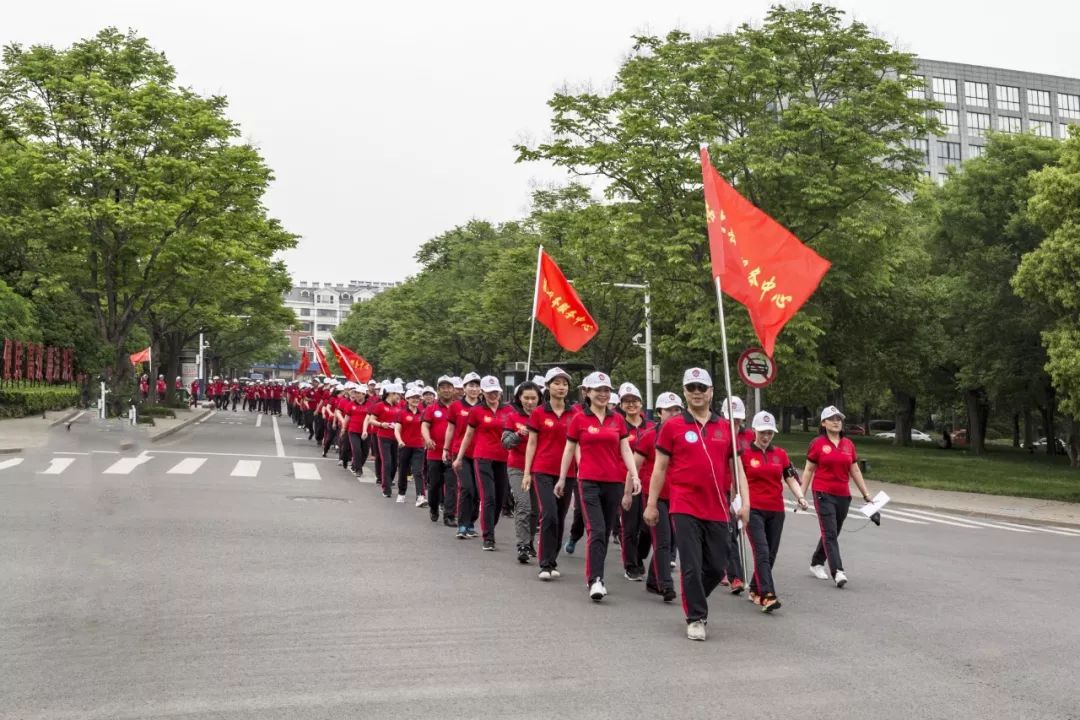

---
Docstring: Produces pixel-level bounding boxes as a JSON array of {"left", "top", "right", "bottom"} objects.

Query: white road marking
[
  {"left": 884, "top": 508, "right": 983, "bottom": 529},
  {"left": 68, "top": 410, "right": 87, "bottom": 423},
  {"left": 54, "top": 451, "right": 90, "bottom": 455},
  {"left": 145, "top": 450, "right": 335, "bottom": 461},
  {"left": 892, "top": 507, "right": 1033, "bottom": 533},
  {"left": 272, "top": 416, "right": 284, "bottom": 458},
  {"left": 256, "top": 414, "right": 263, "bottom": 428},
  {"left": 0, "top": 458, "right": 26, "bottom": 471},
  {"left": 991, "top": 520, "right": 1080, "bottom": 537},
  {"left": 197, "top": 411, "right": 217, "bottom": 424},
  {"left": 166, "top": 457, "right": 207, "bottom": 475},
  {"left": 1048, "top": 525, "right": 1080, "bottom": 536},
  {"left": 102, "top": 453, "right": 152, "bottom": 475},
  {"left": 876, "top": 513, "right": 929, "bottom": 525},
  {"left": 293, "top": 462, "right": 321, "bottom": 480},
  {"left": 230, "top": 460, "right": 261, "bottom": 477},
  {"left": 38, "top": 458, "right": 76, "bottom": 475}
]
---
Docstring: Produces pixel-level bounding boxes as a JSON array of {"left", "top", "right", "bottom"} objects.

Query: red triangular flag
[
  {"left": 328, "top": 336, "right": 373, "bottom": 383},
  {"left": 310, "top": 339, "right": 332, "bottom": 376},
  {"left": 129, "top": 346, "right": 151, "bottom": 366},
  {"left": 534, "top": 249, "right": 599, "bottom": 352},
  {"left": 297, "top": 348, "right": 311, "bottom": 375}
]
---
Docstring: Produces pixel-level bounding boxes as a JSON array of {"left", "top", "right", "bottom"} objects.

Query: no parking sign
[{"left": 737, "top": 348, "right": 776, "bottom": 389}]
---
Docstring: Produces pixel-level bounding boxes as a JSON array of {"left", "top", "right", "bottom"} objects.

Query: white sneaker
[
  {"left": 810, "top": 564, "right": 829, "bottom": 580},
  {"left": 589, "top": 579, "right": 607, "bottom": 601},
  {"left": 550, "top": 569, "right": 561, "bottom": 579},
  {"left": 395, "top": 495, "right": 406, "bottom": 504},
  {"left": 686, "top": 620, "right": 707, "bottom": 641},
  {"left": 834, "top": 570, "right": 848, "bottom": 588},
  {"left": 415, "top": 496, "right": 427, "bottom": 508},
  {"left": 538, "top": 569, "right": 552, "bottom": 581}
]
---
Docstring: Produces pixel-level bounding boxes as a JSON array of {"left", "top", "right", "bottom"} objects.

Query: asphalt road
[{"left": 2, "top": 409, "right": 1078, "bottom": 719}]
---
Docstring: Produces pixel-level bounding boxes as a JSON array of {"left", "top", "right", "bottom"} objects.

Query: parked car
[
  {"left": 874, "top": 429, "right": 935, "bottom": 442},
  {"left": 845, "top": 424, "right": 867, "bottom": 436},
  {"left": 951, "top": 429, "right": 968, "bottom": 446},
  {"left": 1032, "top": 437, "right": 1067, "bottom": 454}
]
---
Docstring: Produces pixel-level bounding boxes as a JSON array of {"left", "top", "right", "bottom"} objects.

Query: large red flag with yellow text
[
  {"left": 328, "top": 335, "right": 373, "bottom": 383},
  {"left": 310, "top": 339, "right": 332, "bottom": 376},
  {"left": 534, "top": 249, "right": 599, "bottom": 352},
  {"left": 700, "top": 147, "right": 831, "bottom": 357}
]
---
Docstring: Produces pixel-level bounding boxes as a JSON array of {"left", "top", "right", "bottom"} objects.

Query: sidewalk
[
  {"left": 0, "top": 406, "right": 212, "bottom": 452},
  {"left": 874, "top": 480, "right": 1080, "bottom": 529}
]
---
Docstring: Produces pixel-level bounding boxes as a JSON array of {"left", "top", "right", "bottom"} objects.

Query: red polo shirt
[
  {"left": 422, "top": 401, "right": 454, "bottom": 461},
  {"left": 397, "top": 403, "right": 425, "bottom": 448},
  {"left": 447, "top": 399, "right": 480, "bottom": 456},
  {"left": 626, "top": 417, "right": 654, "bottom": 448},
  {"left": 807, "top": 435, "right": 857, "bottom": 497},
  {"left": 504, "top": 406, "right": 531, "bottom": 470},
  {"left": 741, "top": 443, "right": 794, "bottom": 512},
  {"left": 346, "top": 398, "right": 368, "bottom": 433},
  {"left": 467, "top": 402, "right": 511, "bottom": 462},
  {"left": 526, "top": 402, "right": 579, "bottom": 477},
  {"left": 371, "top": 400, "right": 401, "bottom": 440},
  {"left": 656, "top": 411, "right": 736, "bottom": 522},
  {"left": 566, "top": 407, "right": 629, "bottom": 483},
  {"left": 634, "top": 425, "right": 668, "bottom": 500}
]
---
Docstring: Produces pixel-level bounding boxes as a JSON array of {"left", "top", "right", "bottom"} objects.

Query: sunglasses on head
[{"left": 684, "top": 383, "right": 710, "bottom": 393}]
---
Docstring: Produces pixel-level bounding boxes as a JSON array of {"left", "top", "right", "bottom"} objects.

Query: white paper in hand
[
  {"left": 859, "top": 491, "right": 890, "bottom": 518},
  {"left": 731, "top": 495, "right": 743, "bottom": 529}
]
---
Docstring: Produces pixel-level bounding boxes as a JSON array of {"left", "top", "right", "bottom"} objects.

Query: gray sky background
[{"left": 6, "top": 1, "right": 1076, "bottom": 283}]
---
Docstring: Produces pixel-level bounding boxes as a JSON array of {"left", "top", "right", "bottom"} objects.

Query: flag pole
[
  {"left": 714, "top": 274, "right": 749, "bottom": 585},
  {"left": 525, "top": 245, "right": 543, "bottom": 376}
]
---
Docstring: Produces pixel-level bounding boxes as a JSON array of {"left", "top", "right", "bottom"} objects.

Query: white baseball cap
[
  {"left": 618, "top": 382, "right": 642, "bottom": 400},
  {"left": 820, "top": 405, "right": 846, "bottom": 421},
  {"left": 544, "top": 367, "right": 572, "bottom": 384},
  {"left": 450, "top": 376, "right": 464, "bottom": 389},
  {"left": 752, "top": 410, "right": 778, "bottom": 432},
  {"left": 655, "top": 392, "right": 684, "bottom": 410},
  {"left": 354, "top": 384, "right": 368, "bottom": 394},
  {"left": 422, "top": 386, "right": 435, "bottom": 395},
  {"left": 610, "top": 392, "right": 621, "bottom": 404},
  {"left": 581, "top": 371, "right": 614, "bottom": 390},
  {"left": 384, "top": 382, "right": 404, "bottom": 394},
  {"left": 404, "top": 386, "right": 423, "bottom": 399},
  {"left": 722, "top": 396, "right": 747, "bottom": 420},
  {"left": 462, "top": 372, "right": 482, "bottom": 386},
  {"left": 437, "top": 375, "right": 454, "bottom": 387},
  {"left": 480, "top": 376, "right": 502, "bottom": 393},
  {"left": 682, "top": 368, "right": 713, "bottom": 387},
  {"left": 531, "top": 374, "right": 547, "bottom": 389}
]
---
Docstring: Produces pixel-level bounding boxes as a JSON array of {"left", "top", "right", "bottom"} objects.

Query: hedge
[{"left": 0, "top": 385, "right": 80, "bottom": 418}]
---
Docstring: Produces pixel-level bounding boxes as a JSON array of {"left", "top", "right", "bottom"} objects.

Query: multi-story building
[
  {"left": 283, "top": 280, "right": 398, "bottom": 356},
  {"left": 911, "top": 59, "right": 1080, "bottom": 183}
]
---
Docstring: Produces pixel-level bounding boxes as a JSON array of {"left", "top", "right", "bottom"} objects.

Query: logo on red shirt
[
  {"left": 544, "top": 419, "right": 555, "bottom": 427},
  {"left": 588, "top": 426, "right": 600, "bottom": 434},
  {"left": 684, "top": 430, "right": 699, "bottom": 443},
  {"left": 822, "top": 445, "right": 833, "bottom": 454},
  {"left": 483, "top": 416, "right": 492, "bottom": 423},
  {"left": 750, "top": 458, "right": 761, "bottom": 468},
  {"left": 434, "top": 411, "right": 443, "bottom": 418}
]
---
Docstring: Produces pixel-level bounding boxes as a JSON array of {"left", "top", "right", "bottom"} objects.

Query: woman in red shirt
[
  {"left": 799, "top": 406, "right": 873, "bottom": 588},
  {"left": 364, "top": 383, "right": 404, "bottom": 498},
  {"left": 557, "top": 371, "right": 640, "bottom": 601},
  {"left": 522, "top": 367, "right": 578, "bottom": 581},
  {"left": 503, "top": 381, "right": 542, "bottom": 564},
  {"left": 445, "top": 373, "right": 483, "bottom": 539},
  {"left": 454, "top": 376, "right": 513, "bottom": 551},
  {"left": 395, "top": 387, "right": 429, "bottom": 506},
  {"left": 617, "top": 382, "right": 654, "bottom": 582},
  {"left": 741, "top": 410, "right": 807, "bottom": 612}
]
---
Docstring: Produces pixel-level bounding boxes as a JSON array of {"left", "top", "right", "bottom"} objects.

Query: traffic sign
[{"left": 737, "top": 348, "right": 776, "bottom": 389}]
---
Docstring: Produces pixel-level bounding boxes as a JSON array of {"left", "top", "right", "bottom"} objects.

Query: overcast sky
[{"left": 6, "top": 1, "right": 1076, "bottom": 283}]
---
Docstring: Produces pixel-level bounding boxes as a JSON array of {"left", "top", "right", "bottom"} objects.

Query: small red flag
[
  {"left": 129, "top": 346, "right": 151, "bottom": 366},
  {"left": 310, "top": 338, "right": 333, "bottom": 376},
  {"left": 297, "top": 348, "right": 311, "bottom": 375},
  {"left": 328, "top": 335, "right": 373, "bottom": 383},
  {"left": 534, "top": 249, "right": 598, "bottom": 352},
  {"left": 700, "top": 148, "right": 831, "bottom": 357}
]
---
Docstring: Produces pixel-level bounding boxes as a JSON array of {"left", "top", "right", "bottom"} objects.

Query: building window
[
  {"left": 1028, "top": 89, "right": 1051, "bottom": 116},
  {"left": 300, "top": 290, "right": 309, "bottom": 298},
  {"left": 907, "top": 138, "right": 929, "bottom": 164},
  {"left": 1030, "top": 120, "right": 1052, "bottom": 137},
  {"left": 936, "top": 109, "right": 960, "bottom": 134},
  {"left": 968, "top": 144, "right": 985, "bottom": 159},
  {"left": 1060, "top": 93, "right": 1080, "bottom": 119},
  {"left": 932, "top": 78, "right": 957, "bottom": 104},
  {"left": 937, "top": 141, "right": 961, "bottom": 167},
  {"left": 317, "top": 324, "right": 333, "bottom": 332},
  {"left": 997, "top": 116, "right": 1022, "bottom": 134},
  {"left": 299, "top": 308, "right": 310, "bottom": 317},
  {"left": 964, "top": 81, "right": 989, "bottom": 107},
  {"left": 996, "top": 85, "right": 1020, "bottom": 112},
  {"left": 299, "top": 337, "right": 310, "bottom": 347},
  {"left": 907, "top": 75, "right": 926, "bottom": 100},
  {"left": 967, "top": 112, "right": 991, "bottom": 137},
  {"left": 937, "top": 172, "right": 949, "bottom": 185}
]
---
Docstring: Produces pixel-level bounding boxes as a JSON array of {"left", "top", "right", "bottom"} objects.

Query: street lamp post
[{"left": 611, "top": 282, "right": 653, "bottom": 411}]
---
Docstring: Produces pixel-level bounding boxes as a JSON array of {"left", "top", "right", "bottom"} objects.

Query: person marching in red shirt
[
  {"left": 504, "top": 380, "right": 542, "bottom": 564},
  {"left": 345, "top": 384, "right": 370, "bottom": 477},
  {"left": 631, "top": 391, "right": 683, "bottom": 602},
  {"left": 644, "top": 367, "right": 750, "bottom": 641},
  {"left": 617, "top": 381, "right": 654, "bottom": 582},
  {"left": 557, "top": 371, "right": 640, "bottom": 602},
  {"left": 445, "top": 373, "right": 482, "bottom": 539},
  {"left": 719, "top": 396, "right": 751, "bottom": 595},
  {"left": 522, "top": 367, "right": 579, "bottom": 580},
  {"left": 799, "top": 406, "right": 873, "bottom": 589},
  {"left": 365, "top": 383, "right": 404, "bottom": 498},
  {"left": 422, "top": 377, "right": 458, "bottom": 526},
  {"left": 139, "top": 374, "right": 150, "bottom": 402},
  {"left": 741, "top": 410, "right": 807, "bottom": 612},
  {"left": 395, "top": 387, "right": 429, "bottom": 506},
  {"left": 454, "top": 376, "right": 513, "bottom": 551}
]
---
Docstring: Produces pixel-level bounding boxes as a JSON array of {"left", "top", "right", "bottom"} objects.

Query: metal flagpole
[
  {"left": 525, "top": 245, "right": 543, "bottom": 375},
  {"left": 714, "top": 275, "right": 749, "bottom": 582}
]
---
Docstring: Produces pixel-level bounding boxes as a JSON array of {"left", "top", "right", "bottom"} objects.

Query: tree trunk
[
  {"left": 801, "top": 406, "right": 810, "bottom": 433},
  {"left": 1011, "top": 412, "right": 1020, "bottom": 448},
  {"left": 1023, "top": 410, "right": 1035, "bottom": 452},
  {"left": 781, "top": 406, "right": 792, "bottom": 434},
  {"left": 965, "top": 388, "right": 989, "bottom": 455},
  {"left": 1041, "top": 389, "right": 1057, "bottom": 457},
  {"left": 893, "top": 390, "right": 915, "bottom": 447},
  {"left": 1067, "top": 417, "right": 1080, "bottom": 469},
  {"left": 862, "top": 401, "right": 872, "bottom": 436}
]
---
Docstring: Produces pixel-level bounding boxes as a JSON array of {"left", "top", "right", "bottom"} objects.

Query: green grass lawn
[{"left": 779, "top": 432, "right": 1080, "bottom": 503}]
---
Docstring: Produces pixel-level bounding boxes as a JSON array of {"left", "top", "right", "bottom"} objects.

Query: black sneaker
[
  {"left": 646, "top": 584, "right": 662, "bottom": 596},
  {"left": 443, "top": 517, "right": 456, "bottom": 528},
  {"left": 430, "top": 513, "right": 439, "bottom": 523},
  {"left": 517, "top": 545, "right": 530, "bottom": 564},
  {"left": 527, "top": 544, "right": 537, "bottom": 558},
  {"left": 663, "top": 588, "right": 677, "bottom": 602},
  {"left": 483, "top": 540, "right": 495, "bottom": 551}
]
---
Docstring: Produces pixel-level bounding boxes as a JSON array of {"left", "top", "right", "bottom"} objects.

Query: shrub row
[{"left": 0, "top": 385, "right": 79, "bottom": 418}]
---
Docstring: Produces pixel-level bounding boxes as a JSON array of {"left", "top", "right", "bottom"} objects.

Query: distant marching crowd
[{"left": 259, "top": 368, "right": 870, "bottom": 641}]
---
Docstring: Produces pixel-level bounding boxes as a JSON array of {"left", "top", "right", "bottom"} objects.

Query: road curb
[
  {"left": 0, "top": 447, "right": 21, "bottom": 455},
  {"left": 889, "top": 499, "right": 1080, "bottom": 531},
  {"left": 150, "top": 409, "right": 212, "bottom": 443},
  {"left": 48, "top": 408, "right": 84, "bottom": 428}
]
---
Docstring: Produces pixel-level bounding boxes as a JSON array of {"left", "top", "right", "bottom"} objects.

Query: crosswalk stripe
[
  {"left": 884, "top": 508, "right": 983, "bottom": 529},
  {"left": 877, "top": 513, "right": 928, "bottom": 525},
  {"left": 256, "top": 414, "right": 263, "bottom": 428},
  {"left": 891, "top": 507, "right": 1032, "bottom": 533},
  {"left": 991, "top": 520, "right": 1080, "bottom": 537},
  {"left": 230, "top": 460, "right": 261, "bottom": 477},
  {"left": 39, "top": 458, "right": 76, "bottom": 475},
  {"left": 166, "top": 457, "right": 207, "bottom": 475},
  {"left": 293, "top": 462, "right": 321, "bottom": 480},
  {"left": 1048, "top": 525, "right": 1080, "bottom": 536},
  {"left": 0, "top": 458, "right": 25, "bottom": 471},
  {"left": 102, "top": 455, "right": 152, "bottom": 475}
]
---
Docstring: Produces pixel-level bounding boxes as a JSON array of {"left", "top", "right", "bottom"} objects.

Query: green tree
[{"left": 0, "top": 278, "right": 39, "bottom": 341}]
